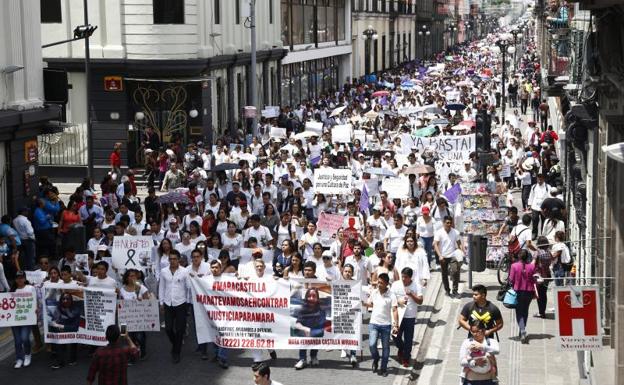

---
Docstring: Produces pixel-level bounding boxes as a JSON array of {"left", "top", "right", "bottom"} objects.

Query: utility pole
[
  {"left": 250, "top": 0, "right": 258, "bottom": 139},
  {"left": 84, "top": 0, "right": 93, "bottom": 179}
]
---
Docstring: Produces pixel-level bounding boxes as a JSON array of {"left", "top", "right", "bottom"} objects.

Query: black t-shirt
[
  {"left": 460, "top": 300, "right": 502, "bottom": 330},
  {"left": 540, "top": 197, "right": 565, "bottom": 213}
]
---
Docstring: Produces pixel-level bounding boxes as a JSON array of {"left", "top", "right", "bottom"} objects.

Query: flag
[
  {"left": 310, "top": 156, "right": 321, "bottom": 166},
  {"left": 359, "top": 183, "right": 370, "bottom": 214}
]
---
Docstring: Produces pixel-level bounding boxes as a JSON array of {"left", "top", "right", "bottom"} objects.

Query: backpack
[{"left": 508, "top": 227, "right": 529, "bottom": 257}]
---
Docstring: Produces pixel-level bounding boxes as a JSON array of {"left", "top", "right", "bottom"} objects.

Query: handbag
[
  {"left": 496, "top": 283, "right": 510, "bottom": 302},
  {"left": 503, "top": 288, "right": 517, "bottom": 309}
]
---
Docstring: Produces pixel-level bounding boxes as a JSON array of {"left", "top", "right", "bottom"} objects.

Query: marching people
[
  {"left": 391, "top": 267, "right": 424, "bottom": 367},
  {"left": 433, "top": 216, "right": 464, "bottom": 297}
]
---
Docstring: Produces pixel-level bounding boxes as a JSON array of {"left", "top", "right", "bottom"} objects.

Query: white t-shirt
[
  {"left": 510, "top": 224, "right": 532, "bottom": 250},
  {"left": 244, "top": 226, "right": 273, "bottom": 247},
  {"left": 416, "top": 216, "right": 435, "bottom": 238},
  {"left": 552, "top": 242, "right": 571, "bottom": 264},
  {"left": 300, "top": 232, "right": 319, "bottom": 260},
  {"left": 119, "top": 284, "right": 149, "bottom": 300},
  {"left": 391, "top": 280, "right": 423, "bottom": 318},
  {"left": 434, "top": 227, "right": 461, "bottom": 259},
  {"left": 222, "top": 234, "right": 243, "bottom": 260},
  {"left": 384, "top": 225, "right": 407, "bottom": 253},
  {"left": 343, "top": 255, "right": 370, "bottom": 286},
  {"left": 395, "top": 247, "right": 431, "bottom": 282},
  {"left": 87, "top": 275, "right": 118, "bottom": 289},
  {"left": 369, "top": 288, "right": 397, "bottom": 325}
]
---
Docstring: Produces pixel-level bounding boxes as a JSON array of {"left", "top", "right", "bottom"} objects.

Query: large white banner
[
  {"left": 43, "top": 284, "right": 116, "bottom": 346},
  {"left": 332, "top": 124, "right": 353, "bottom": 143},
  {"left": 0, "top": 291, "right": 37, "bottom": 327},
  {"left": 313, "top": 168, "right": 353, "bottom": 195},
  {"left": 411, "top": 134, "right": 476, "bottom": 161},
  {"left": 112, "top": 236, "right": 153, "bottom": 271},
  {"left": 192, "top": 277, "right": 362, "bottom": 350}
]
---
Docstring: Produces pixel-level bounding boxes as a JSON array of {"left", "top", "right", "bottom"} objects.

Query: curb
[{"left": 392, "top": 270, "right": 444, "bottom": 385}]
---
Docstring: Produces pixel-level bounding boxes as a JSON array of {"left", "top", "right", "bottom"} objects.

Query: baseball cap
[{"left": 421, "top": 206, "right": 430, "bottom": 215}]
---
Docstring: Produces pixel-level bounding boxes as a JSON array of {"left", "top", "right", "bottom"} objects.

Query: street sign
[{"left": 554, "top": 285, "right": 602, "bottom": 351}]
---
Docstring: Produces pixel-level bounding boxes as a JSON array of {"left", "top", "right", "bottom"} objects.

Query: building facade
[
  {"left": 279, "top": 0, "right": 351, "bottom": 107},
  {"left": 40, "top": 0, "right": 286, "bottom": 180},
  {"left": 0, "top": 0, "right": 60, "bottom": 215}
]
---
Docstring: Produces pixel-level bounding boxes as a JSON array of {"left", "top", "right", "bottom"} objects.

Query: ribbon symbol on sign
[{"left": 126, "top": 249, "right": 136, "bottom": 266}]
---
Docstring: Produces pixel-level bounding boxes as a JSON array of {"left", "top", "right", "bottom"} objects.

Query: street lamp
[
  {"left": 447, "top": 23, "right": 458, "bottom": 48},
  {"left": 509, "top": 29, "right": 523, "bottom": 69},
  {"left": 418, "top": 25, "right": 431, "bottom": 59},
  {"left": 494, "top": 38, "right": 516, "bottom": 122},
  {"left": 362, "top": 25, "right": 378, "bottom": 79}
]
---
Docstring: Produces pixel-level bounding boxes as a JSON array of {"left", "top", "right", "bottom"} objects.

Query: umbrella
[
  {"left": 330, "top": 105, "right": 346, "bottom": 117},
  {"left": 424, "top": 106, "right": 445, "bottom": 114},
  {"left": 372, "top": 90, "right": 390, "bottom": 97},
  {"left": 414, "top": 126, "right": 437, "bottom": 137},
  {"left": 364, "top": 167, "right": 397, "bottom": 177},
  {"left": 404, "top": 164, "right": 435, "bottom": 175},
  {"left": 460, "top": 120, "right": 476, "bottom": 128},
  {"left": 157, "top": 191, "right": 191, "bottom": 205},
  {"left": 293, "top": 131, "right": 319, "bottom": 140},
  {"left": 446, "top": 103, "right": 467, "bottom": 111},
  {"left": 365, "top": 110, "right": 379, "bottom": 120},
  {"left": 430, "top": 118, "right": 450, "bottom": 126},
  {"left": 212, "top": 162, "right": 240, "bottom": 172},
  {"left": 445, "top": 55, "right": 454, "bottom": 61}
]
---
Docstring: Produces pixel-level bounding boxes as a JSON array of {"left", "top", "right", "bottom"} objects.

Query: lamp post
[
  {"left": 361, "top": 25, "right": 378, "bottom": 80},
  {"left": 447, "top": 23, "right": 457, "bottom": 49},
  {"left": 418, "top": 25, "right": 431, "bottom": 59},
  {"left": 510, "top": 29, "right": 523, "bottom": 70},
  {"left": 494, "top": 38, "right": 516, "bottom": 122}
]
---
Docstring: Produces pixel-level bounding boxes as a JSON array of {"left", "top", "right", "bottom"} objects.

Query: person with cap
[
  {"left": 459, "top": 160, "right": 478, "bottom": 183},
  {"left": 163, "top": 217, "right": 182, "bottom": 245}
]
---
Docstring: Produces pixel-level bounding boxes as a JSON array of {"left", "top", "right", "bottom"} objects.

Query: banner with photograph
[
  {"left": 43, "top": 284, "right": 116, "bottom": 346},
  {"left": 411, "top": 134, "right": 476, "bottom": 161},
  {"left": 313, "top": 168, "right": 353, "bottom": 195},
  {"left": 117, "top": 299, "right": 160, "bottom": 332},
  {"left": 0, "top": 291, "right": 37, "bottom": 327},
  {"left": 192, "top": 277, "right": 362, "bottom": 350},
  {"left": 112, "top": 236, "right": 153, "bottom": 271}
]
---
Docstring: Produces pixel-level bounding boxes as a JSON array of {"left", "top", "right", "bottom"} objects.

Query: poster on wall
[{"left": 192, "top": 277, "right": 362, "bottom": 350}]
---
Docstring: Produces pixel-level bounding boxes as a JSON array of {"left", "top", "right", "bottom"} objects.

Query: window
[
  {"left": 317, "top": 1, "right": 327, "bottom": 43},
  {"left": 282, "top": 0, "right": 291, "bottom": 46},
  {"left": 41, "top": 0, "right": 62, "bottom": 23},
  {"left": 382, "top": 35, "right": 386, "bottom": 70},
  {"left": 236, "top": 0, "right": 240, "bottom": 24},
  {"left": 214, "top": 0, "right": 220, "bottom": 24},
  {"left": 269, "top": 0, "right": 274, "bottom": 24},
  {"left": 153, "top": 0, "right": 184, "bottom": 24},
  {"left": 336, "top": 0, "right": 345, "bottom": 40}
]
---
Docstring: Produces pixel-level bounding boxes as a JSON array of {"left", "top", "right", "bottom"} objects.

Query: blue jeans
[
  {"left": 369, "top": 324, "right": 391, "bottom": 370},
  {"left": 422, "top": 236, "right": 434, "bottom": 264},
  {"left": 392, "top": 317, "right": 416, "bottom": 359},
  {"left": 12, "top": 326, "right": 31, "bottom": 360},
  {"left": 299, "top": 349, "right": 318, "bottom": 361}
]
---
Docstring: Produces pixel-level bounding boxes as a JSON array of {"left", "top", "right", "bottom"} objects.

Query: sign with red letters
[{"left": 554, "top": 286, "right": 602, "bottom": 351}]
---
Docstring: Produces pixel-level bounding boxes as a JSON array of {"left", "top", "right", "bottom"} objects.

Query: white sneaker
[
  {"left": 294, "top": 359, "right": 307, "bottom": 370},
  {"left": 14, "top": 359, "right": 23, "bottom": 369},
  {"left": 310, "top": 357, "right": 319, "bottom": 367},
  {"left": 23, "top": 355, "right": 31, "bottom": 367},
  {"left": 340, "top": 350, "right": 347, "bottom": 358}
]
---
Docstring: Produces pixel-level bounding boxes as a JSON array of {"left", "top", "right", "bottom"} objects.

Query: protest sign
[
  {"left": 0, "top": 291, "right": 37, "bottom": 327},
  {"left": 435, "top": 161, "right": 463, "bottom": 186},
  {"left": 353, "top": 129, "right": 366, "bottom": 144},
  {"left": 313, "top": 168, "right": 352, "bottom": 195},
  {"left": 305, "top": 121, "right": 323, "bottom": 135},
  {"left": 25, "top": 271, "right": 48, "bottom": 286},
  {"left": 192, "top": 277, "right": 362, "bottom": 350},
  {"left": 117, "top": 299, "right": 160, "bottom": 332},
  {"left": 112, "top": 236, "right": 153, "bottom": 270},
  {"left": 261, "top": 106, "right": 280, "bottom": 118},
  {"left": 316, "top": 212, "right": 344, "bottom": 240},
  {"left": 500, "top": 164, "right": 511, "bottom": 178},
  {"left": 355, "top": 178, "right": 380, "bottom": 197},
  {"left": 43, "top": 284, "right": 116, "bottom": 346},
  {"left": 332, "top": 124, "right": 353, "bottom": 143},
  {"left": 270, "top": 126, "right": 287, "bottom": 139},
  {"left": 381, "top": 177, "right": 409, "bottom": 199},
  {"left": 411, "top": 134, "right": 476, "bottom": 161}
]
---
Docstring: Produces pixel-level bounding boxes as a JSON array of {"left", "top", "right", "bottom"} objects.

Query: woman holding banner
[
  {"left": 10, "top": 271, "right": 36, "bottom": 369},
  {"left": 119, "top": 269, "right": 150, "bottom": 361}
]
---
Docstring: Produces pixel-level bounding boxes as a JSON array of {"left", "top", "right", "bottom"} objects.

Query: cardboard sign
[
  {"left": 381, "top": 177, "right": 409, "bottom": 199},
  {"left": 0, "top": 291, "right": 37, "bottom": 327},
  {"left": 411, "top": 134, "right": 476, "bottom": 162},
  {"left": 117, "top": 299, "right": 160, "bottom": 332},
  {"left": 270, "top": 126, "right": 287, "bottom": 138},
  {"left": 554, "top": 286, "right": 602, "bottom": 351},
  {"left": 305, "top": 121, "right": 323, "bottom": 135},
  {"left": 112, "top": 236, "right": 153, "bottom": 270},
  {"left": 316, "top": 212, "right": 345, "bottom": 240},
  {"left": 353, "top": 129, "right": 366, "bottom": 144},
  {"left": 313, "top": 168, "right": 353, "bottom": 195},
  {"left": 332, "top": 124, "right": 353, "bottom": 143},
  {"left": 262, "top": 106, "right": 280, "bottom": 118}
]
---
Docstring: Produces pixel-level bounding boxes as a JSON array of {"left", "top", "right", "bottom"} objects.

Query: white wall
[{"left": 1, "top": 0, "right": 44, "bottom": 110}]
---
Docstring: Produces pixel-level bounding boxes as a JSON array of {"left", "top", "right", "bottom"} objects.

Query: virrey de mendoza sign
[{"left": 191, "top": 277, "right": 362, "bottom": 350}]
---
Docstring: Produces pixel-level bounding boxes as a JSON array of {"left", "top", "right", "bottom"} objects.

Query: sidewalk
[{"left": 414, "top": 267, "right": 581, "bottom": 385}]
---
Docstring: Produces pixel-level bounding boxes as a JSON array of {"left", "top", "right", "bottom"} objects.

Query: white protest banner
[
  {"left": 43, "top": 285, "right": 116, "bottom": 346},
  {"left": 355, "top": 178, "right": 380, "bottom": 196},
  {"left": 353, "top": 129, "right": 366, "bottom": 144},
  {"left": 500, "top": 164, "right": 511, "bottom": 178},
  {"left": 117, "top": 299, "right": 160, "bottom": 332},
  {"left": 25, "top": 271, "right": 48, "bottom": 286},
  {"left": 332, "top": 124, "right": 353, "bottom": 143},
  {"left": 112, "top": 236, "right": 153, "bottom": 270},
  {"left": 261, "top": 106, "right": 280, "bottom": 118},
  {"left": 554, "top": 286, "right": 602, "bottom": 351},
  {"left": 305, "top": 121, "right": 323, "bottom": 135},
  {"left": 0, "top": 291, "right": 37, "bottom": 327},
  {"left": 411, "top": 134, "right": 475, "bottom": 161},
  {"left": 270, "top": 126, "right": 287, "bottom": 138},
  {"left": 192, "top": 277, "right": 362, "bottom": 350},
  {"left": 314, "top": 168, "right": 353, "bottom": 195},
  {"left": 381, "top": 177, "right": 409, "bottom": 199},
  {"left": 316, "top": 212, "right": 345, "bottom": 241}
]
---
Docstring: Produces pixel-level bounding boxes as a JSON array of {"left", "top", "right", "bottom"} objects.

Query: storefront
[{"left": 281, "top": 57, "right": 340, "bottom": 107}]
